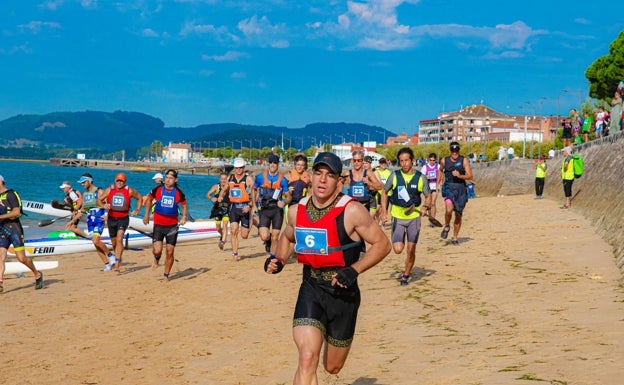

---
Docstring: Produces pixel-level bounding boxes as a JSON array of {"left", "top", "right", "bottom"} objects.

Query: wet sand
[{"left": 1, "top": 194, "right": 623, "bottom": 385}]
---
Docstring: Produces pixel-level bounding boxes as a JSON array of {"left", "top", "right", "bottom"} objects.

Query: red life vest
[
  {"left": 295, "top": 195, "right": 362, "bottom": 268},
  {"left": 107, "top": 185, "right": 130, "bottom": 218}
]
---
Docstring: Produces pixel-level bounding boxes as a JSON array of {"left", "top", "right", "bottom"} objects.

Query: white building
[{"left": 162, "top": 142, "right": 191, "bottom": 163}]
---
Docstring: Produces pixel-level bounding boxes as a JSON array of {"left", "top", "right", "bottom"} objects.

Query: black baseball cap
[
  {"left": 450, "top": 142, "right": 460, "bottom": 152},
  {"left": 313, "top": 152, "right": 342, "bottom": 175},
  {"left": 379, "top": 158, "right": 387, "bottom": 163},
  {"left": 268, "top": 154, "right": 280, "bottom": 163}
]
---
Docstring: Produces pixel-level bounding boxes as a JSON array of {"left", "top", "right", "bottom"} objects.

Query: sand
[{"left": 2, "top": 194, "right": 623, "bottom": 385}]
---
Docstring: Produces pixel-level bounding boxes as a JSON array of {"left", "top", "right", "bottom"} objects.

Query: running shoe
[
  {"left": 264, "top": 239, "right": 272, "bottom": 253},
  {"left": 102, "top": 263, "right": 113, "bottom": 271},
  {"left": 108, "top": 252, "right": 116, "bottom": 265},
  {"left": 35, "top": 271, "right": 44, "bottom": 290}
]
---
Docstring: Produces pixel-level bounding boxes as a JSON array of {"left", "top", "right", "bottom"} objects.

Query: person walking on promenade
[
  {"left": 560, "top": 147, "right": 575, "bottom": 209},
  {"left": 264, "top": 152, "right": 391, "bottom": 385},
  {"left": 143, "top": 169, "right": 187, "bottom": 281},
  {"left": 253, "top": 154, "right": 291, "bottom": 258},
  {"left": 438, "top": 141, "right": 473, "bottom": 245},
  {"left": 227, "top": 158, "right": 255, "bottom": 261},
  {"left": 561, "top": 118, "right": 572, "bottom": 147},
  {"left": 610, "top": 90, "right": 622, "bottom": 133},
  {"left": 380, "top": 147, "right": 432, "bottom": 286},
  {"left": 582, "top": 111, "right": 593, "bottom": 143},
  {"left": 0, "top": 175, "right": 44, "bottom": 291},
  {"left": 535, "top": 156, "right": 547, "bottom": 199},
  {"left": 206, "top": 172, "right": 230, "bottom": 250},
  {"left": 421, "top": 153, "right": 440, "bottom": 223},
  {"left": 99, "top": 172, "right": 142, "bottom": 272},
  {"left": 71, "top": 173, "right": 116, "bottom": 270},
  {"left": 286, "top": 153, "right": 311, "bottom": 208}
]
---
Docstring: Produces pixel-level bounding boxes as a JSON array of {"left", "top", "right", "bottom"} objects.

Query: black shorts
[
  {"left": 229, "top": 204, "right": 250, "bottom": 228},
  {"left": 258, "top": 205, "right": 284, "bottom": 230},
  {"left": 293, "top": 266, "right": 361, "bottom": 347},
  {"left": 0, "top": 222, "right": 25, "bottom": 250},
  {"left": 152, "top": 224, "right": 179, "bottom": 246},
  {"left": 210, "top": 203, "right": 230, "bottom": 221},
  {"left": 107, "top": 216, "right": 130, "bottom": 236},
  {"left": 563, "top": 179, "right": 574, "bottom": 197}
]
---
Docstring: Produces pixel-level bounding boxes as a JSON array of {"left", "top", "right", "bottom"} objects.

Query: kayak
[
  {"left": 5, "top": 260, "right": 59, "bottom": 275},
  {"left": 22, "top": 200, "right": 206, "bottom": 234},
  {"left": 22, "top": 200, "right": 72, "bottom": 217},
  {"left": 8, "top": 222, "right": 220, "bottom": 257}
]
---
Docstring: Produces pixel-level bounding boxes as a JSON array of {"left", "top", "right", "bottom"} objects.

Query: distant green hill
[{"left": 0, "top": 110, "right": 396, "bottom": 160}]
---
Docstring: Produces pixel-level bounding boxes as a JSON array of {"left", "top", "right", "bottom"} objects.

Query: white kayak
[
  {"left": 5, "top": 260, "right": 59, "bottom": 275},
  {"left": 22, "top": 200, "right": 205, "bottom": 235},
  {"left": 8, "top": 221, "right": 220, "bottom": 257},
  {"left": 22, "top": 200, "right": 72, "bottom": 217}
]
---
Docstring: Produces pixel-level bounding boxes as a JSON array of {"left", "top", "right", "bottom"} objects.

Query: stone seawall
[{"left": 472, "top": 131, "right": 624, "bottom": 277}]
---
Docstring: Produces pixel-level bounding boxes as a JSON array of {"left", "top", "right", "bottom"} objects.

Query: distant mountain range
[{"left": 0, "top": 110, "right": 396, "bottom": 160}]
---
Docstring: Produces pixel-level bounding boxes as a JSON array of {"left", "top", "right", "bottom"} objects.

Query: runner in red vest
[
  {"left": 99, "top": 172, "right": 142, "bottom": 272},
  {"left": 264, "top": 152, "right": 390, "bottom": 384},
  {"left": 143, "top": 169, "right": 187, "bottom": 281}
]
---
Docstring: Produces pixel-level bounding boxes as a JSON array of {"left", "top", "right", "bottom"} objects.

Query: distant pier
[{"left": 49, "top": 157, "right": 233, "bottom": 175}]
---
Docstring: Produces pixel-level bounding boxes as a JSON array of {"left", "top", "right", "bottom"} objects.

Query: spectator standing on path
[
  {"left": 438, "top": 142, "right": 473, "bottom": 245},
  {"left": 507, "top": 146, "right": 515, "bottom": 160},
  {"left": 561, "top": 118, "right": 573, "bottom": 147},
  {"left": 264, "top": 152, "right": 391, "bottom": 385},
  {"left": 548, "top": 148, "right": 555, "bottom": 160},
  {"left": 582, "top": 111, "right": 593, "bottom": 143},
  {"left": 380, "top": 147, "right": 432, "bottom": 286},
  {"left": 595, "top": 106, "right": 606, "bottom": 138},
  {"left": 0, "top": 175, "right": 44, "bottom": 292},
  {"left": 610, "top": 90, "right": 622, "bottom": 133},
  {"left": 560, "top": 147, "right": 575, "bottom": 209},
  {"left": 535, "top": 156, "right": 547, "bottom": 199}
]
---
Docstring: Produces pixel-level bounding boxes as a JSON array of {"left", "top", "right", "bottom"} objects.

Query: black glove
[
  {"left": 264, "top": 256, "right": 284, "bottom": 274},
  {"left": 335, "top": 266, "right": 358, "bottom": 287}
]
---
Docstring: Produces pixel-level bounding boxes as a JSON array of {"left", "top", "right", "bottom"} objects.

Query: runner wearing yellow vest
[{"left": 380, "top": 147, "right": 432, "bottom": 286}]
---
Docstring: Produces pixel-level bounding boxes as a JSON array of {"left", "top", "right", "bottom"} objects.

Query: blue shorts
[{"left": 87, "top": 215, "right": 106, "bottom": 236}]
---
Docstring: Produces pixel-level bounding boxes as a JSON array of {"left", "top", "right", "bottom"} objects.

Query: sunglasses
[
  {"left": 353, "top": 159, "right": 363, "bottom": 163},
  {"left": 115, "top": 179, "right": 125, "bottom": 183}
]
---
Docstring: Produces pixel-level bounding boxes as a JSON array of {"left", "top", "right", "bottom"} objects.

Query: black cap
[
  {"left": 450, "top": 142, "right": 460, "bottom": 152},
  {"left": 313, "top": 152, "right": 342, "bottom": 175},
  {"left": 268, "top": 154, "right": 280, "bottom": 163},
  {"left": 379, "top": 157, "right": 387, "bottom": 163}
]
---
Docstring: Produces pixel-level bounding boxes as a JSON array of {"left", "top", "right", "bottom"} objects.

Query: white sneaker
[
  {"left": 102, "top": 263, "right": 113, "bottom": 271},
  {"left": 108, "top": 252, "right": 116, "bottom": 265}
]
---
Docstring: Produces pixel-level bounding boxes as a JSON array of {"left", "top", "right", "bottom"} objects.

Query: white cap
[
  {"left": 233, "top": 158, "right": 245, "bottom": 168},
  {"left": 0, "top": 175, "right": 4, "bottom": 183},
  {"left": 152, "top": 172, "right": 164, "bottom": 180},
  {"left": 59, "top": 181, "right": 71, "bottom": 189}
]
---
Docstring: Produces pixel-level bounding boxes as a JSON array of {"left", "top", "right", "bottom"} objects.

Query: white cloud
[
  {"left": 201, "top": 51, "right": 249, "bottom": 61},
  {"left": 141, "top": 28, "right": 159, "bottom": 38},
  {"left": 18, "top": 21, "right": 62, "bottom": 34},
  {"left": 81, "top": 0, "right": 98, "bottom": 9},
  {"left": 237, "top": 15, "right": 289, "bottom": 48},
  {"left": 231, "top": 72, "right": 247, "bottom": 79},
  {"left": 39, "top": 0, "right": 64, "bottom": 11}
]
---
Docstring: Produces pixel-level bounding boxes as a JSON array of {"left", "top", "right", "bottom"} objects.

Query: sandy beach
[{"left": 2, "top": 194, "right": 623, "bottom": 385}]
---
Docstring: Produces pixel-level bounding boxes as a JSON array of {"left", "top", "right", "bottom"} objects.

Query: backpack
[{"left": 573, "top": 154, "right": 584, "bottom": 178}]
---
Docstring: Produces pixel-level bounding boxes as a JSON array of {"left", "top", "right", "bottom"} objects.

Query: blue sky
[{"left": 1, "top": 1, "right": 623, "bottom": 134}]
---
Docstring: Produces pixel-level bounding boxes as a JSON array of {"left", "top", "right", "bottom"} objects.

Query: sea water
[{"left": 0, "top": 160, "right": 219, "bottom": 236}]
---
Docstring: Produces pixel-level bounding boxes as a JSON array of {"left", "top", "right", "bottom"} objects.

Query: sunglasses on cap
[{"left": 450, "top": 145, "right": 460, "bottom": 152}]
